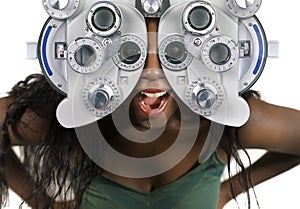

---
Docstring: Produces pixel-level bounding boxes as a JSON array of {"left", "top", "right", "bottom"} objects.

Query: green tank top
[{"left": 81, "top": 152, "right": 225, "bottom": 209}]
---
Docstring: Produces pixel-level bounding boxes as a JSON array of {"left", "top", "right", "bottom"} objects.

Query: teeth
[{"left": 141, "top": 91, "right": 167, "bottom": 98}]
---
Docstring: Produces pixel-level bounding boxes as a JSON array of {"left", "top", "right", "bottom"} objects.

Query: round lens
[
  {"left": 209, "top": 43, "right": 231, "bottom": 65},
  {"left": 118, "top": 42, "right": 141, "bottom": 65},
  {"left": 74, "top": 45, "right": 96, "bottom": 67},
  {"left": 92, "top": 7, "right": 116, "bottom": 31},
  {"left": 165, "top": 41, "right": 187, "bottom": 65},
  {"left": 188, "top": 6, "right": 212, "bottom": 31},
  {"left": 90, "top": 90, "right": 109, "bottom": 109}
]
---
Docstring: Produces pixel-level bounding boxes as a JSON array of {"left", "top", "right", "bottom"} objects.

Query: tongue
[{"left": 143, "top": 97, "right": 161, "bottom": 106}]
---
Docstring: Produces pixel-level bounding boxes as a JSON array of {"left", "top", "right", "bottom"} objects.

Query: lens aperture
[
  {"left": 159, "top": 35, "right": 193, "bottom": 71},
  {"left": 188, "top": 6, "right": 212, "bottom": 31},
  {"left": 92, "top": 8, "right": 116, "bottom": 31},
  {"left": 182, "top": 2, "right": 216, "bottom": 35},
  {"left": 209, "top": 43, "right": 231, "bottom": 65},
  {"left": 118, "top": 42, "right": 141, "bottom": 65},
  {"left": 74, "top": 45, "right": 96, "bottom": 67},
  {"left": 92, "top": 7, "right": 116, "bottom": 31},
  {"left": 165, "top": 41, "right": 187, "bottom": 65},
  {"left": 87, "top": 2, "right": 121, "bottom": 36}
]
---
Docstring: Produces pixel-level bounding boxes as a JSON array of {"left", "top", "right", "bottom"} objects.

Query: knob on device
[
  {"left": 186, "top": 77, "right": 224, "bottom": 116},
  {"left": 88, "top": 86, "right": 112, "bottom": 109},
  {"left": 83, "top": 78, "right": 120, "bottom": 117},
  {"left": 142, "top": 0, "right": 160, "bottom": 15},
  {"left": 196, "top": 89, "right": 216, "bottom": 109},
  {"left": 42, "top": 0, "right": 80, "bottom": 19},
  {"left": 49, "top": 0, "right": 68, "bottom": 10},
  {"left": 224, "top": 0, "right": 262, "bottom": 18}
]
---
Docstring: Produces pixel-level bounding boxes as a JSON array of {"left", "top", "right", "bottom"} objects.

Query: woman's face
[{"left": 129, "top": 18, "right": 179, "bottom": 129}]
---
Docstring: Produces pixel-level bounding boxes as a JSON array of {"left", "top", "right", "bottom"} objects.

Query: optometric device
[
  {"left": 38, "top": 0, "right": 148, "bottom": 128},
  {"left": 158, "top": 0, "right": 267, "bottom": 126},
  {"left": 31, "top": 0, "right": 275, "bottom": 128}
]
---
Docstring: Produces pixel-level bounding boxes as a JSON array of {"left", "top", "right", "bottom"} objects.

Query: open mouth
[{"left": 136, "top": 89, "right": 170, "bottom": 116}]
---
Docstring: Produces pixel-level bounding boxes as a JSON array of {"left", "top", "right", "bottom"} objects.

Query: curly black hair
[
  {"left": 0, "top": 73, "right": 258, "bottom": 209},
  {"left": 0, "top": 74, "right": 99, "bottom": 208}
]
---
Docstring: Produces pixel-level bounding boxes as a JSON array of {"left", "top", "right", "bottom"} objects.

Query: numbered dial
[
  {"left": 42, "top": 0, "right": 80, "bottom": 19},
  {"left": 224, "top": 0, "right": 262, "bottom": 18},
  {"left": 68, "top": 38, "right": 104, "bottom": 74},
  {"left": 186, "top": 77, "right": 224, "bottom": 116},
  {"left": 201, "top": 36, "right": 238, "bottom": 72},
  {"left": 159, "top": 35, "right": 193, "bottom": 71},
  {"left": 113, "top": 35, "right": 147, "bottom": 71},
  {"left": 182, "top": 1, "right": 216, "bottom": 35},
  {"left": 87, "top": 2, "right": 121, "bottom": 37},
  {"left": 82, "top": 78, "right": 121, "bottom": 117}
]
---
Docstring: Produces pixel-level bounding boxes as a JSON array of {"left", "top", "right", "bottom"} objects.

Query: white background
[{"left": 0, "top": 1, "right": 299, "bottom": 209}]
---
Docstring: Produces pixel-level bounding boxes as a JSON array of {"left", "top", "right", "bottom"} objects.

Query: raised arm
[
  {"left": 2, "top": 148, "right": 52, "bottom": 209},
  {"left": 0, "top": 73, "right": 75, "bottom": 208},
  {"left": 218, "top": 95, "right": 300, "bottom": 208},
  {"left": 1, "top": 146, "right": 75, "bottom": 209},
  {"left": 1, "top": 96, "right": 75, "bottom": 209},
  {"left": 218, "top": 152, "right": 300, "bottom": 208}
]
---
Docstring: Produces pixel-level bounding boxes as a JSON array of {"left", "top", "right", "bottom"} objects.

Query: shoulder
[{"left": 238, "top": 93, "right": 300, "bottom": 153}]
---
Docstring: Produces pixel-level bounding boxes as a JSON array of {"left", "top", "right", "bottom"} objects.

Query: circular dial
[
  {"left": 89, "top": 89, "right": 110, "bottom": 109},
  {"left": 182, "top": 1, "right": 216, "bottom": 35},
  {"left": 159, "top": 35, "right": 193, "bottom": 71},
  {"left": 87, "top": 2, "right": 121, "bottom": 37},
  {"left": 224, "top": 0, "right": 262, "bottom": 18},
  {"left": 113, "top": 35, "right": 147, "bottom": 71},
  {"left": 68, "top": 38, "right": 104, "bottom": 74},
  {"left": 186, "top": 77, "right": 224, "bottom": 116},
  {"left": 82, "top": 78, "right": 121, "bottom": 117},
  {"left": 143, "top": 0, "right": 160, "bottom": 15},
  {"left": 196, "top": 89, "right": 217, "bottom": 109},
  {"left": 49, "top": 0, "right": 69, "bottom": 10},
  {"left": 201, "top": 36, "right": 238, "bottom": 72},
  {"left": 42, "top": 0, "right": 80, "bottom": 19}
]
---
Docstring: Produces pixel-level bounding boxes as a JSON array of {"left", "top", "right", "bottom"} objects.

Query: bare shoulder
[{"left": 238, "top": 95, "right": 300, "bottom": 154}]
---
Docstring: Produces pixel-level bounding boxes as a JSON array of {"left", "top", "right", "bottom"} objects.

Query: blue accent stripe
[
  {"left": 253, "top": 24, "right": 263, "bottom": 75},
  {"left": 42, "top": 26, "right": 53, "bottom": 76}
]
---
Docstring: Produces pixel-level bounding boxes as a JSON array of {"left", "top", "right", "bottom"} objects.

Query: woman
[{"left": 1, "top": 14, "right": 300, "bottom": 209}]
